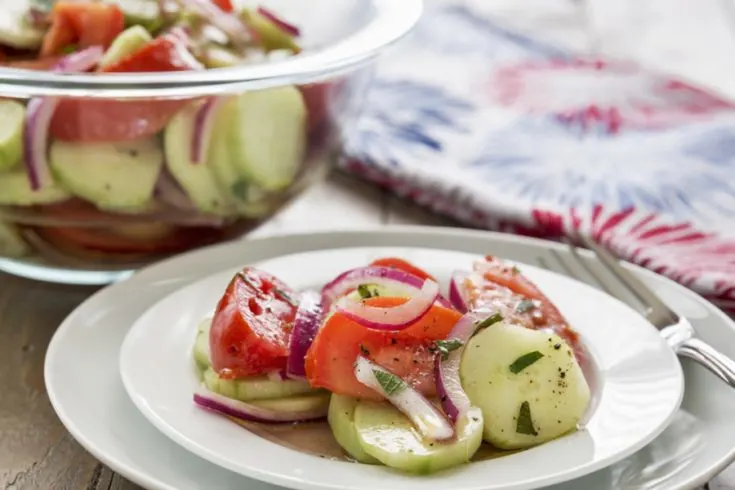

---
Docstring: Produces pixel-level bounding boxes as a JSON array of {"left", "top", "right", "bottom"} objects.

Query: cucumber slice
[
  {"left": 0, "top": 171, "right": 71, "bottom": 205},
  {"left": 164, "top": 102, "right": 235, "bottom": 215},
  {"left": 0, "top": 1, "right": 45, "bottom": 49},
  {"left": 201, "top": 45, "right": 244, "bottom": 69},
  {"left": 100, "top": 25, "right": 152, "bottom": 68},
  {"left": 0, "top": 100, "right": 24, "bottom": 171},
  {"left": 354, "top": 401, "right": 483, "bottom": 474},
  {"left": 328, "top": 395, "right": 380, "bottom": 464},
  {"left": 202, "top": 368, "right": 319, "bottom": 401},
  {"left": 209, "top": 98, "right": 273, "bottom": 218},
  {"left": 104, "top": 0, "right": 162, "bottom": 32},
  {"left": 240, "top": 9, "right": 300, "bottom": 53},
  {"left": 193, "top": 318, "right": 212, "bottom": 369},
  {"left": 0, "top": 222, "right": 30, "bottom": 257},
  {"left": 460, "top": 322, "right": 590, "bottom": 450},
  {"left": 50, "top": 138, "right": 163, "bottom": 211},
  {"left": 250, "top": 393, "right": 330, "bottom": 413},
  {"left": 228, "top": 86, "right": 307, "bottom": 191}
]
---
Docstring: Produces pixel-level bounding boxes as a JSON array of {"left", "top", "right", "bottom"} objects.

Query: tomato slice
[
  {"left": 210, "top": 268, "right": 298, "bottom": 378},
  {"left": 211, "top": 0, "right": 234, "bottom": 12},
  {"left": 369, "top": 257, "right": 437, "bottom": 282},
  {"left": 305, "top": 297, "right": 461, "bottom": 400},
  {"left": 49, "top": 33, "right": 202, "bottom": 142},
  {"left": 40, "top": 2, "right": 124, "bottom": 57},
  {"left": 469, "top": 256, "right": 580, "bottom": 350}
]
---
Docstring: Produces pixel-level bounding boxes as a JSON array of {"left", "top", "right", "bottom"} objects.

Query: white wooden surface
[{"left": 254, "top": 0, "right": 735, "bottom": 487}]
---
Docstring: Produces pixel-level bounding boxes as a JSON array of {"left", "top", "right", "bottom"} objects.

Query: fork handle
[{"left": 677, "top": 338, "right": 735, "bottom": 388}]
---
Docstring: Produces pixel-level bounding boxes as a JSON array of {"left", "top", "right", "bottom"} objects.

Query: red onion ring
[
  {"left": 175, "top": 0, "right": 254, "bottom": 45},
  {"left": 193, "top": 387, "right": 327, "bottom": 424},
  {"left": 448, "top": 270, "right": 473, "bottom": 313},
  {"left": 155, "top": 168, "right": 196, "bottom": 210},
  {"left": 336, "top": 279, "right": 440, "bottom": 331},
  {"left": 24, "top": 46, "right": 104, "bottom": 190},
  {"left": 191, "top": 96, "right": 229, "bottom": 164},
  {"left": 322, "top": 266, "right": 452, "bottom": 310},
  {"left": 256, "top": 6, "right": 300, "bottom": 37},
  {"left": 354, "top": 356, "right": 454, "bottom": 441},
  {"left": 286, "top": 290, "right": 323, "bottom": 379},
  {"left": 435, "top": 309, "right": 501, "bottom": 424}
]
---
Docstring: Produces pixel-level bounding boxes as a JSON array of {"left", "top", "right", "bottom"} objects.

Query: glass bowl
[{"left": 0, "top": 0, "right": 421, "bottom": 285}]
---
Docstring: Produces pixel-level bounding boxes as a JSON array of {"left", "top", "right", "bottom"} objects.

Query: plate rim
[
  {"left": 45, "top": 226, "right": 735, "bottom": 490},
  {"left": 117, "top": 245, "right": 683, "bottom": 490}
]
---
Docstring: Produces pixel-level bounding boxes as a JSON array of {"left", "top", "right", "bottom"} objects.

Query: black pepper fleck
[{"left": 554, "top": 343, "right": 561, "bottom": 350}]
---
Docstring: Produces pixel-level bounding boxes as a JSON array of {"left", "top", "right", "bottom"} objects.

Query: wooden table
[{"left": 5, "top": 0, "right": 735, "bottom": 487}]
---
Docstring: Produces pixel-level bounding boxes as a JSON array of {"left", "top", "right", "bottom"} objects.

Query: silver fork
[{"left": 538, "top": 236, "right": 735, "bottom": 388}]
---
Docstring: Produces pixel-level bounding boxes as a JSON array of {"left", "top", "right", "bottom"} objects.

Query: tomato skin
[
  {"left": 49, "top": 34, "right": 202, "bottom": 142},
  {"left": 210, "top": 269, "right": 298, "bottom": 378},
  {"left": 305, "top": 297, "right": 461, "bottom": 400},
  {"left": 369, "top": 257, "right": 437, "bottom": 282},
  {"left": 211, "top": 0, "right": 234, "bottom": 12},
  {"left": 40, "top": 2, "right": 124, "bottom": 57}
]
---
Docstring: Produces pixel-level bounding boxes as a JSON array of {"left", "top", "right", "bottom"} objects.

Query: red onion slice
[
  {"left": 336, "top": 279, "right": 440, "bottom": 331},
  {"left": 155, "top": 168, "right": 196, "bottom": 210},
  {"left": 436, "top": 309, "right": 502, "bottom": 424},
  {"left": 24, "top": 46, "right": 104, "bottom": 190},
  {"left": 191, "top": 96, "right": 229, "bottom": 164},
  {"left": 175, "top": 0, "right": 254, "bottom": 45},
  {"left": 354, "top": 356, "right": 454, "bottom": 441},
  {"left": 193, "top": 387, "right": 327, "bottom": 423},
  {"left": 286, "top": 290, "right": 323, "bottom": 379},
  {"left": 448, "top": 270, "right": 473, "bottom": 313},
  {"left": 322, "top": 266, "right": 451, "bottom": 310},
  {"left": 256, "top": 6, "right": 300, "bottom": 37}
]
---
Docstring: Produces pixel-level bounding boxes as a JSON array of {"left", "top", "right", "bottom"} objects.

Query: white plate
[
  {"left": 118, "top": 247, "right": 682, "bottom": 490},
  {"left": 45, "top": 228, "right": 735, "bottom": 490}
]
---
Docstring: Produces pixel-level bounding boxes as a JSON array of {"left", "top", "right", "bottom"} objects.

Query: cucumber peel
[{"left": 0, "top": 100, "right": 25, "bottom": 171}]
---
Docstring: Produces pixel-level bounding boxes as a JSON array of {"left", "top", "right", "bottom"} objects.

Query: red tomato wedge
[
  {"left": 210, "top": 269, "right": 298, "bottom": 378},
  {"left": 40, "top": 2, "right": 124, "bottom": 57},
  {"left": 211, "top": 0, "right": 234, "bottom": 12},
  {"left": 305, "top": 297, "right": 461, "bottom": 400},
  {"left": 470, "top": 256, "right": 580, "bottom": 351},
  {"left": 49, "top": 33, "right": 202, "bottom": 142},
  {"left": 369, "top": 257, "right": 437, "bottom": 282}
]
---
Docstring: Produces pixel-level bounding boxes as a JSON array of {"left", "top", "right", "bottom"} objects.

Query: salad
[
  {"left": 0, "top": 0, "right": 329, "bottom": 261},
  {"left": 192, "top": 256, "right": 592, "bottom": 474}
]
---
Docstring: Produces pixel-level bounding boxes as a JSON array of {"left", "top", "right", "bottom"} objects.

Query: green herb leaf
[
  {"left": 60, "top": 44, "right": 78, "bottom": 55},
  {"left": 509, "top": 351, "right": 544, "bottom": 374},
  {"left": 432, "top": 338, "right": 464, "bottom": 360},
  {"left": 231, "top": 180, "right": 250, "bottom": 201},
  {"left": 373, "top": 369, "right": 406, "bottom": 396},
  {"left": 515, "top": 299, "right": 536, "bottom": 314},
  {"left": 511, "top": 266, "right": 521, "bottom": 274},
  {"left": 516, "top": 401, "right": 538, "bottom": 436},
  {"left": 357, "top": 284, "right": 373, "bottom": 299},
  {"left": 475, "top": 313, "right": 504, "bottom": 331},
  {"left": 274, "top": 288, "right": 297, "bottom": 307}
]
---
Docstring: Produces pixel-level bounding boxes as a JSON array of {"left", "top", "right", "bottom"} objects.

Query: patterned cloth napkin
[{"left": 340, "top": 0, "right": 735, "bottom": 312}]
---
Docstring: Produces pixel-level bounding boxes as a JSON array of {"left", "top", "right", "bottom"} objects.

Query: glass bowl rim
[{"left": 0, "top": 0, "right": 422, "bottom": 99}]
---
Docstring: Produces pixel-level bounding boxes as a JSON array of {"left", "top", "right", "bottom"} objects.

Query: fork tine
[
  {"left": 578, "top": 236, "right": 677, "bottom": 322},
  {"left": 537, "top": 248, "right": 621, "bottom": 300},
  {"left": 560, "top": 242, "right": 619, "bottom": 298}
]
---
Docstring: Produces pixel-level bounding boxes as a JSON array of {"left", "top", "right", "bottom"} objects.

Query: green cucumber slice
[
  {"left": 0, "top": 222, "right": 30, "bottom": 257},
  {"left": 0, "top": 1, "right": 45, "bottom": 49},
  {"left": 0, "top": 171, "right": 71, "bottom": 206},
  {"left": 354, "top": 401, "right": 483, "bottom": 474},
  {"left": 0, "top": 100, "right": 24, "bottom": 171},
  {"left": 202, "top": 368, "right": 319, "bottom": 401},
  {"left": 193, "top": 318, "right": 212, "bottom": 370},
  {"left": 240, "top": 9, "right": 300, "bottom": 53},
  {"left": 328, "top": 395, "right": 380, "bottom": 464},
  {"left": 250, "top": 393, "right": 330, "bottom": 413},
  {"left": 228, "top": 86, "right": 307, "bottom": 191},
  {"left": 50, "top": 138, "right": 163, "bottom": 211},
  {"left": 460, "top": 322, "right": 590, "bottom": 449},
  {"left": 209, "top": 97, "right": 273, "bottom": 218},
  {"left": 164, "top": 102, "right": 235, "bottom": 215},
  {"left": 100, "top": 25, "right": 152, "bottom": 68},
  {"left": 104, "top": 0, "right": 163, "bottom": 32}
]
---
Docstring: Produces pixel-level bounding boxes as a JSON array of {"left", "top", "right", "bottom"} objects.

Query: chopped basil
[
  {"left": 431, "top": 338, "right": 464, "bottom": 360},
  {"left": 231, "top": 180, "right": 250, "bottom": 201},
  {"left": 357, "top": 284, "right": 373, "bottom": 299},
  {"left": 516, "top": 401, "right": 538, "bottom": 436},
  {"left": 509, "top": 351, "right": 544, "bottom": 374},
  {"left": 475, "top": 313, "right": 504, "bottom": 331},
  {"left": 511, "top": 266, "right": 521, "bottom": 274},
  {"left": 373, "top": 369, "right": 406, "bottom": 396},
  {"left": 515, "top": 299, "right": 536, "bottom": 314},
  {"left": 61, "top": 44, "right": 78, "bottom": 55}
]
